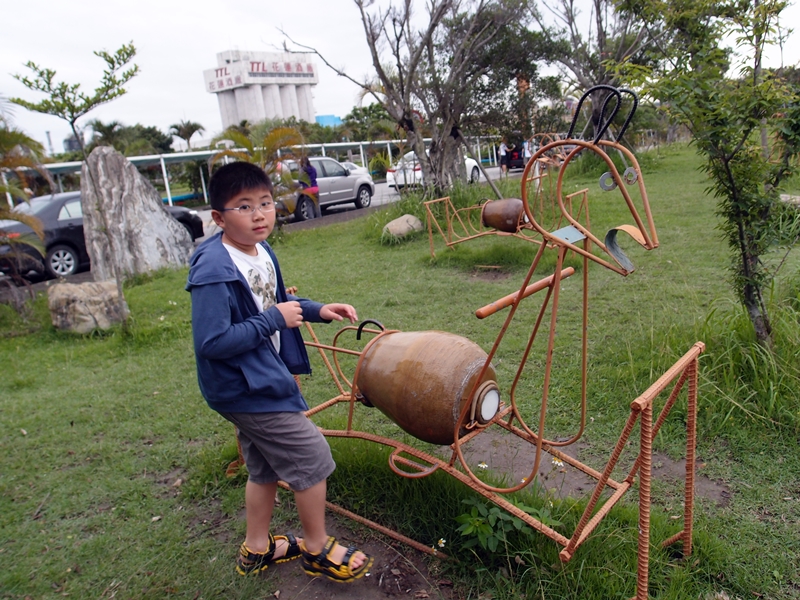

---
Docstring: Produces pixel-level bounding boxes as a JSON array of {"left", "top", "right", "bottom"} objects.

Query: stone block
[
  {"left": 383, "top": 214, "right": 423, "bottom": 238},
  {"left": 48, "top": 281, "right": 130, "bottom": 334}
]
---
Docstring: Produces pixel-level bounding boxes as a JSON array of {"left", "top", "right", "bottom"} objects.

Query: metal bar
[
  {"left": 199, "top": 166, "right": 208, "bottom": 204},
  {"left": 683, "top": 359, "right": 699, "bottom": 557},
  {"left": 475, "top": 267, "right": 575, "bottom": 319},
  {"left": 635, "top": 402, "right": 653, "bottom": 600},
  {"left": 160, "top": 156, "right": 173, "bottom": 206}
]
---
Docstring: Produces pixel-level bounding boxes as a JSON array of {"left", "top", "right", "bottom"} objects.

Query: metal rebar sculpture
[{"left": 235, "top": 86, "right": 703, "bottom": 599}]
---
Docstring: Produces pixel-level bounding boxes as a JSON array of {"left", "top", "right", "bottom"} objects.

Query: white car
[
  {"left": 341, "top": 161, "right": 371, "bottom": 177},
  {"left": 387, "top": 150, "right": 481, "bottom": 188}
]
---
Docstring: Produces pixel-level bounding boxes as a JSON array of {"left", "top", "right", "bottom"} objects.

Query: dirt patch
[
  {"left": 468, "top": 267, "right": 514, "bottom": 282},
  {"left": 195, "top": 504, "right": 454, "bottom": 600},
  {"left": 260, "top": 521, "right": 454, "bottom": 600},
  {"left": 455, "top": 428, "right": 731, "bottom": 506}
]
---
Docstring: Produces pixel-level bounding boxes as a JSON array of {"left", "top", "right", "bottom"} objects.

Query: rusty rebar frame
[
  {"left": 423, "top": 163, "right": 592, "bottom": 260},
  {"left": 229, "top": 88, "right": 702, "bottom": 598}
]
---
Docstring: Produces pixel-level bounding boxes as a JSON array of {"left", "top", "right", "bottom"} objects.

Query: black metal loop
[
  {"left": 566, "top": 84, "right": 621, "bottom": 140},
  {"left": 615, "top": 88, "right": 639, "bottom": 143},
  {"left": 356, "top": 319, "right": 385, "bottom": 340},
  {"left": 566, "top": 85, "right": 640, "bottom": 144},
  {"left": 594, "top": 90, "right": 622, "bottom": 144}
]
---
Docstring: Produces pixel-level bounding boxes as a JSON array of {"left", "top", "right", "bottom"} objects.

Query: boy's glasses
[{"left": 221, "top": 201, "right": 275, "bottom": 215}]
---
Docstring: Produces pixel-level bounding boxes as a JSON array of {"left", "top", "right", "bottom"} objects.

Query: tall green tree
[
  {"left": 533, "top": 0, "right": 661, "bottom": 140},
  {"left": 622, "top": 0, "right": 800, "bottom": 344},
  {"left": 342, "top": 103, "right": 396, "bottom": 141},
  {"left": 11, "top": 42, "right": 140, "bottom": 327},
  {"left": 285, "top": 0, "right": 552, "bottom": 196},
  {"left": 169, "top": 119, "right": 205, "bottom": 150}
]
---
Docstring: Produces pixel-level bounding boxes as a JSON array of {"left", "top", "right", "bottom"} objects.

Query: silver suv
[{"left": 278, "top": 157, "right": 375, "bottom": 221}]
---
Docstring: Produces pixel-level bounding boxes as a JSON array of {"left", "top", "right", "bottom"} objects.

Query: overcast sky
[{"left": 3, "top": 0, "right": 799, "bottom": 156}]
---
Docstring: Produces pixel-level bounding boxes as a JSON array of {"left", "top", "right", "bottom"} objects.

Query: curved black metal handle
[
  {"left": 356, "top": 319, "right": 385, "bottom": 340},
  {"left": 615, "top": 88, "right": 639, "bottom": 143},
  {"left": 594, "top": 90, "right": 622, "bottom": 144},
  {"left": 567, "top": 84, "right": 621, "bottom": 140}
]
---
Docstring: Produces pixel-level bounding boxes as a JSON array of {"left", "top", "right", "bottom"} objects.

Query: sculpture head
[{"left": 522, "top": 86, "right": 658, "bottom": 275}]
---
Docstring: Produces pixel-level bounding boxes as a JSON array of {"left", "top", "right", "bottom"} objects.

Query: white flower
[
  {"left": 437, "top": 538, "right": 446, "bottom": 548},
  {"left": 478, "top": 462, "right": 488, "bottom": 470},
  {"left": 552, "top": 457, "right": 564, "bottom": 468},
  {"left": 521, "top": 477, "right": 527, "bottom": 483},
  {"left": 159, "top": 315, "right": 165, "bottom": 321}
]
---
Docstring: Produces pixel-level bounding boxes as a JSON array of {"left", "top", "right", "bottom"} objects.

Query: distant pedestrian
[
  {"left": 298, "top": 156, "right": 320, "bottom": 218},
  {"left": 499, "top": 137, "right": 514, "bottom": 178}
]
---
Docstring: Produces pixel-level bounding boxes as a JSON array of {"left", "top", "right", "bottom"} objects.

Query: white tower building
[{"left": 204, "top": 50, "right": 319, "bottom": 128}]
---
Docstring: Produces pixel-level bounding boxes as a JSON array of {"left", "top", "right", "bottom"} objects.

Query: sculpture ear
[{"left": 604, "top": 225, "right": 649, "bottom": 274}]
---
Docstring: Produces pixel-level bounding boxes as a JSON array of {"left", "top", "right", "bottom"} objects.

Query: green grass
[{"left": 1, "top": 144, "right": 799, "bottom": 599}]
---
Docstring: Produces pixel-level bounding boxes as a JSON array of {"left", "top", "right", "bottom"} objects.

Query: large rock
[
  {"left": 81, "top": 146, "right": 193, "bottom": 281},
  {"left": 48, "top": 281, "right": 130, "bottom": 333},
  {"left": 383, "top": 214, "right": 424, "bottom": 238}
]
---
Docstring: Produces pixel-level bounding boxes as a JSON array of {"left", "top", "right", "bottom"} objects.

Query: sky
[
  {"left": 2, "top": 0, "right": 799, "bottom": 156},
  {"left": 1, "top": 0, "right": 379, "bottom": 154}
]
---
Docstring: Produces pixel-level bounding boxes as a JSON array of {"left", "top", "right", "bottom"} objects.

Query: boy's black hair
[{"left": 208, "top": 162, "right": 273, "bottom": 211}]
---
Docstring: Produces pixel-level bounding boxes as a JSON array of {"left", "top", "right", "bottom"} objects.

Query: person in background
[
  {"left": 499, "top": 137, "right": 513, "bottom": 178},
  {"left": 298, "top": 156, "right": 320, "bottom": 218}
]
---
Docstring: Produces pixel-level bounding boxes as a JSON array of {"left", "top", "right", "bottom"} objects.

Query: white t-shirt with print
[{"left": 223, "top": 242, "right": 281, "bottom": 353}]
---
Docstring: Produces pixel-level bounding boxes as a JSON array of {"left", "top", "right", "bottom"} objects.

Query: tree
[
  {"left": 342, "top": 103, "right": 396, "bottom": 141},
  {"left": 88, "top": 120, "right": 173, "bottom": 156},
  {"left": 624, "top": 0, "right": 800, "bottom": 345},
  {"left": 533, "top": 0, "right": 660, "bottom": 140},
  {"left": 88, "top": 119, "right": 125, "bottom": 151},
  {"left": 12, "top": 43, "right": 139, "bottom": 157},
  {"left": 211, "top": 125, "right": 305, "bottom": 210},
  {"left": 284, "top": 0, "right": 551, "bottom": 196},
  {"left": 0, "top": 110, "right": 49, "bottom": 294},
  {"left": 122, "top": 124, "right": 173, "bottom": 155},
  {"left": 170, "top": 120, "right": 205, "bottom": 151},
  {"left": 11, "top": 42, "right": 140, "bottom": 327}
]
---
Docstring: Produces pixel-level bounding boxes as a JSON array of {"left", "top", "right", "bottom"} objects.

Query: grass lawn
[{"left": 1, "top": 144, "right": 798, "bottom": 599}]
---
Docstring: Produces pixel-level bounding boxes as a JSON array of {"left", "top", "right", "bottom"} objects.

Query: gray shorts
[{"left": 220, "top": 411, "right": 335, "bottom": 491}]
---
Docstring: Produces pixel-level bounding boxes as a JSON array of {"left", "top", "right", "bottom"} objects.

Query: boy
[{"left": 186, "top": 161, "right": 373, "bottom": 582}]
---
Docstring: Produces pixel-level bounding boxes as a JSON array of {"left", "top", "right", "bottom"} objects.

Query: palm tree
[
  {"left": 169, "top": 119, "right": 205, "bottom": 151},
  {"left": 211, "top": 125, "right": 303, "bottom": 173},
  {"left": 210, "top": 124, "right": 305, "bottom": 215},
  {"left": 0, "top": 119, "right": 49, "bottom": 285},
  {"left": 89, "top": 119, "right": 125, "bottom": 151}
]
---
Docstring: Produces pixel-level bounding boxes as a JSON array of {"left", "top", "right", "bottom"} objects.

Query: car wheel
[
  {"left": 470, "top": 166, "right": 480, "bottom": 183},
  {"left": 45, "top": 244, "right": 78, "bottom": 278},
  {"left": 294, "top": 196, "right": 317, "bottom": 221},
  {"left": 354, "top": 186, "right": 372, "bottom": 209}
]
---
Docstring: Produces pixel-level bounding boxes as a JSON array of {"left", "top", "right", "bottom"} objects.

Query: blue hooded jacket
[{"left": 186, "top": 232, "right": 326, "bottom": 413}]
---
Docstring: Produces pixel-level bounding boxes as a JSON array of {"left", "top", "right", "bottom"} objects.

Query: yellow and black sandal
[
  {"left": 235, "top": 532, "right": 302, "bottom": 575},
  {"left": 300, "top": 536, "right": 374, "bottom": 583}
]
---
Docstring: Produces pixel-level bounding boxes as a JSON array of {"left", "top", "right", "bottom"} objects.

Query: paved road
[
  {"left": 0, "top": 164, "right": 520, "bottom": 292},
  {"left": 198, "top": 164, "right": 519, "bottom": 235}
]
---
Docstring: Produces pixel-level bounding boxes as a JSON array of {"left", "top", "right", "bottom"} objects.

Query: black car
[
  {"left": 0, "top": 191, "right": 204, "bottom": 279},
  {"left": 506, "top": 136, "right": 529, "bottom": 170}
]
